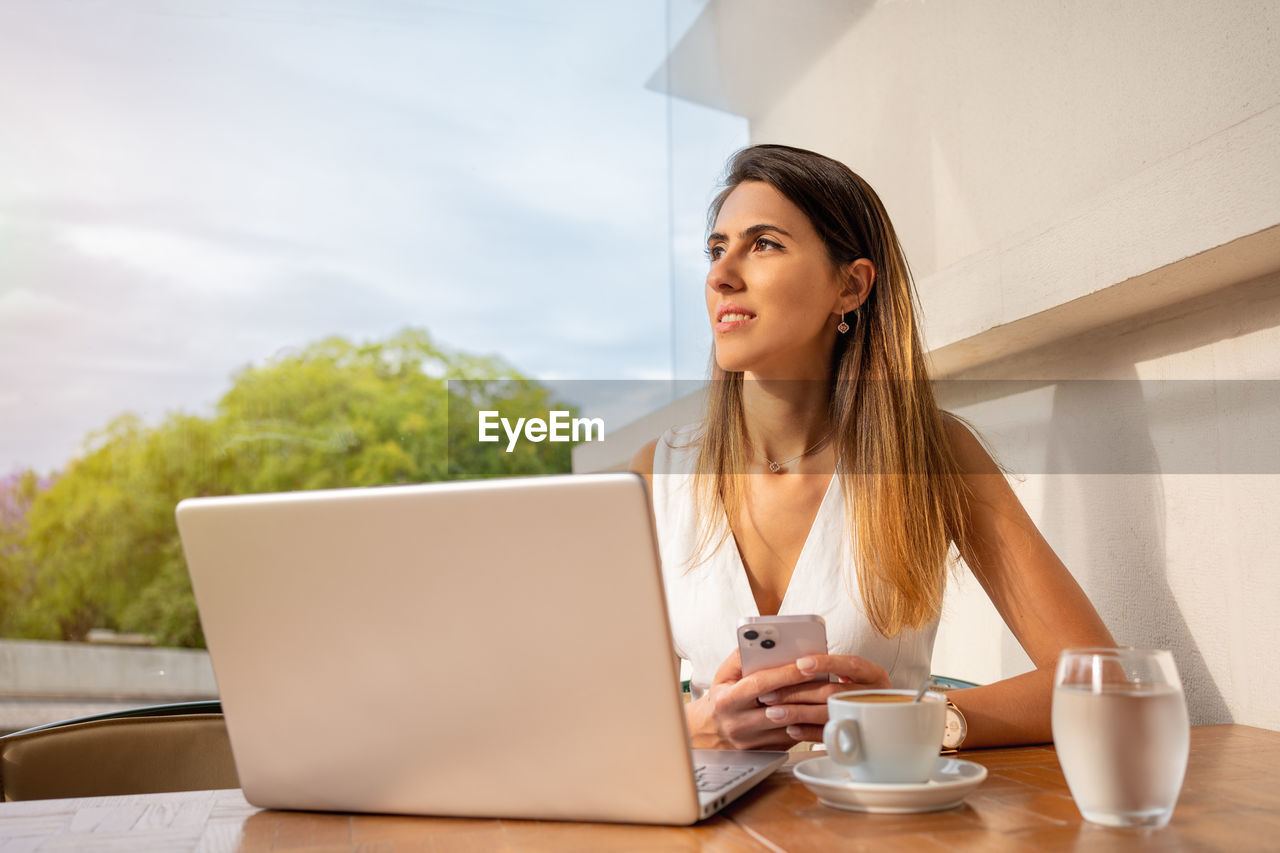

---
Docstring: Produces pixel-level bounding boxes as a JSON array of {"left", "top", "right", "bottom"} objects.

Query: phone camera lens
[
  {"left": 744, "top": 630, "right": 759, "bottom": 640},
  {"left": 761, "top": 639, "right": 776, "bottom": 649}
]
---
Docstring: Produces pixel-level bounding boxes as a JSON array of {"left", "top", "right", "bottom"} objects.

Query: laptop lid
[{"left": 177, "top": 473, "right": 713, "bottom": 824}]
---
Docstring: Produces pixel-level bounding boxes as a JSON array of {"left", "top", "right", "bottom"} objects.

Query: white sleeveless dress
[{"left": 652, "top": 423, "right": 938, "bottom": 700}]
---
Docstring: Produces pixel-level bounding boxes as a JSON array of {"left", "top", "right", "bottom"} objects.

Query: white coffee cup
[{"left": 822, "top": 689, "right": 946, "bottom": 783}]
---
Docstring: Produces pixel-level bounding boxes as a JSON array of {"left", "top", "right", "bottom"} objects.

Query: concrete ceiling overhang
[{"left": 646, "top": 0, "right": 871, "bottom": 117}]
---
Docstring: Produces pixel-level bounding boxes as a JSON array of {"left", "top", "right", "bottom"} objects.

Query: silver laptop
[{"left": 176, "top": 473, "right": 785, "bottom": 824}]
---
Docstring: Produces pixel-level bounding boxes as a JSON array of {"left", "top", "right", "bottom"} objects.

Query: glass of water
[{"left": 1052, "top": 648, "right": 1190, "bottom": 828}]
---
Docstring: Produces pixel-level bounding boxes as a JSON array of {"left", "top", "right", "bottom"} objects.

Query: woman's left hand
[{"left": 756, "top": 653, "right": 891, "bottom": 743}]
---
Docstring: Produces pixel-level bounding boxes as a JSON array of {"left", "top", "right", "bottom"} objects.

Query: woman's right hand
[{"left": 686, "top": 648, "right": 889, "bottom": 750}]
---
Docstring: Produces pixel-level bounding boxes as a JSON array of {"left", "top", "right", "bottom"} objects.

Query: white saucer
[{"left": 793, "top": 756, "right": 988, "bottom": 814}]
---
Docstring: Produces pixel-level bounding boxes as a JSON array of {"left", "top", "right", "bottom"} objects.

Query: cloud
[
  {"left": 61, "top": 224, "right": 275, "bottom": 295},
  {"left": 0, "top": 0, "right": 744, "bottom": 473},
  {"left": 0, "top": 288, "right": 81, "bottom": 327}
]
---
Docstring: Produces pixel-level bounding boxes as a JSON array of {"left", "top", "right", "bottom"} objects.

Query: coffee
[{"left": 836, "top": 693, "right": 913, "bottom": 704}]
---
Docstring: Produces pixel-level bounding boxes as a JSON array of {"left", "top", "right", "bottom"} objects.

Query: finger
[
  {"left": 735, "top": 659, "right": 832, "bottom": 699},
  {"left": 793, "top": 654, "right": 890, "bottom": 687},
  {"left": 743, "top": 732, "right": 802, "bottom": 751},
  {"left": 722, "top": 707, "right": 804, "bottom": 750},
  {"left": 784, "top": 724, "right": 824, "bottom": 743},
  {"left": 758, "top": 702, "right": 830, "bottom": 729},
  {"left": 760, "top": 681, "right": 851, "bottom": 706},
  {"left": 712, "top": 648, "right": 744, "bottom": 685}
]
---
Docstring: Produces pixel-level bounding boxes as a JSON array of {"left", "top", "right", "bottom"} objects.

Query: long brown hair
[{"left": 693, "top": 144, "right": 970, "bottom": 637}]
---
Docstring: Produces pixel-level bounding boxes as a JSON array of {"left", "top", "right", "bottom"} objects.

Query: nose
[{"left": 706, "top": 258, "right": 744, "bottom": 294}]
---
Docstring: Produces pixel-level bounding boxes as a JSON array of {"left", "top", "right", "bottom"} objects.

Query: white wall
[
  {"left": 752, "top": 0, "right": 1280, "bottom": 281},
  {"left": 932, "top": 270, "right": 1280, "bottom": 729},
  {"left": 655, "top": 1, "right": 1280, "bottom": 728}
]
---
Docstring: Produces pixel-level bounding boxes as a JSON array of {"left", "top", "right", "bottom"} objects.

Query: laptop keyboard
[{"left": 694, "top": 763, "right": 755, "bottom": 793}]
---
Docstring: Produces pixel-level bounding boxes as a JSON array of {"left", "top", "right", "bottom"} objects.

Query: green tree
[
  {"left": 3, "top": 329, "right": 577, "bottom": 647},
  {"left": 0, "top": 469, "right": 44, "bottom": 635},
  {"left": 13, "top": 414, "right": 233, "bottom": 645}
]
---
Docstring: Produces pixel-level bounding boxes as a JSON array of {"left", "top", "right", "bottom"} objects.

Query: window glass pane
[{"left": 0, "top": 0, "right": 744, "bottom": 730}]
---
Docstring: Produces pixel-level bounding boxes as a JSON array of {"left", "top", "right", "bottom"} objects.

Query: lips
[
  {"left": 715, "top": 303, "right": 756, "bottom": 322},
  {"left": 714, "top": 304, "right": 756, "bottom": 333}
]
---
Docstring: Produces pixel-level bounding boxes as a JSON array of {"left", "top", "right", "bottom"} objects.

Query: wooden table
[{"left": 1, "top": 725, "right": 1275, "bottom": 851}]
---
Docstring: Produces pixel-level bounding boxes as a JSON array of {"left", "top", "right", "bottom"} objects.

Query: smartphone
[{"left": 737, "top": 614, "right": 829, "bottom": 680}]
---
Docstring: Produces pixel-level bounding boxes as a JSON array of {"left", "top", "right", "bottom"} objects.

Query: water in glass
[{"left": 1052, "top": 649, "right": 1189, "bottom": 828}]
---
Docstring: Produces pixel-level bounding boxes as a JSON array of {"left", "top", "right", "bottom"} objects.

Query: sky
[{"left": 0, "top": 0, "right": 745, "bottom": 474}]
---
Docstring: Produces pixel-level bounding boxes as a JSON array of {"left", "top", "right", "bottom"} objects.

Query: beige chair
[{"left": 0, "top": 701, "right": 238, "bottom": 802}]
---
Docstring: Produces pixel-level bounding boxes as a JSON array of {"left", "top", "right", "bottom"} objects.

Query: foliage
[
  {"left": 0, "top": 470, "right": 45, "bottom": 635},
  {"left": 0, "top": 329, "right": 576, "bottom": 647}
]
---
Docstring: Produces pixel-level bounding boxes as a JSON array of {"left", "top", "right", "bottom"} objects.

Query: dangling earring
[{"left": 837, "top": 312, "right": 850, "bottom": 334}]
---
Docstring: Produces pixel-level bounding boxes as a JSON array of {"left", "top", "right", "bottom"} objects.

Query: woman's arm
[{"left": 942, "top": 418, "right": 1115, "bottom": 748}]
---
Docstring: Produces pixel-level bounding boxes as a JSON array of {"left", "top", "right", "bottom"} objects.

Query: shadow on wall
[
  {"left": 1039, "top": 375, "right": 1231, "bottom": 726},
  {"left": 949, "top": 271, "right": 1280, "bottom": 726}
]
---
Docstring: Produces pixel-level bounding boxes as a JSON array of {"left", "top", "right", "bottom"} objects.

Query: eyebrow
[{"left": 706, "top": 223, "right": 794, "bottom": 245}]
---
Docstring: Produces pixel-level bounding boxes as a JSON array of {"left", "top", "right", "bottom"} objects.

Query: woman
[{"left": 631, "top": 145, "right": 1114, "bottom": 751}]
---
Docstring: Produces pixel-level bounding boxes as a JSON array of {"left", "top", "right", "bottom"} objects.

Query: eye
[
  {"left": 753, "top": 237, "right": 782, "bottom": 252},
  {"left": 705, "top": 244, "right": 726, "bottom": 262}
]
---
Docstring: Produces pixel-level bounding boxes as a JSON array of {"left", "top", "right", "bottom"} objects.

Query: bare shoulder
[
  {"left": 941, "top": 412, "right": 1001, "bottom": 476},
  {"left": 629, "top": 438, "right": 659, "bottom": 489},
  {"left": 942, "top": 412, "right": 1027, "bottom": 524}
]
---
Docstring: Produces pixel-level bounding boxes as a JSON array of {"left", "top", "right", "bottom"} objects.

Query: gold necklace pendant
[{"left": 762, "top": 432, "right": 831, "bottom": 474}]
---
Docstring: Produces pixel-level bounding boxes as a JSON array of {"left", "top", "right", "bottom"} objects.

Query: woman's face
[{"left": 705, "top": 180, "right": 849, "bottom": 379}]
